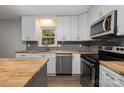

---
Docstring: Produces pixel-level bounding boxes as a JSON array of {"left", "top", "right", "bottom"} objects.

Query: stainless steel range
[
  {"left": 80, "top": 54, "right": 99, "bottom": 87},
  {"left": 99, "top": 46, "right": 124, "bottom": 61},
  {"left": 80, "top": 46, "right": 124, "bottom": 87}
]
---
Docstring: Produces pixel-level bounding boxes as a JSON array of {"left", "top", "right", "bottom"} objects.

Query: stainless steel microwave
[{"left": 90, "top": 10, "right": 117, "bottom": 38}]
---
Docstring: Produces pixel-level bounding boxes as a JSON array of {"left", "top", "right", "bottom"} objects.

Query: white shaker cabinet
[
  {"left": 22, "top": 16, "right": 38, "bottom": 41},
  {"left": 72, "top": 54, "right": 80, "bottom": 75},
  {"left": 79, "top": 13, "right": 91, "bottom": 41},
  {"left": 16, "top": 53, "right": 56, "bottom": 76},
  {"left": 101, "top": 5, "right": 117, "bottom": 17},
  {"left": 88, "top": 6, "right": 100, "bottom": 25},
  {"left": 100, "top": 65, "right": 124, "bottom": 87},
  {"left": 117, "top": 6, "right": 124, "bottom": 36},
  {"left": 31, "top": 53, "right": 56, "bottom": 76},
  {"left": 56, "top": 16, "right": 64, "bottom": 41},
  {"left": 56, "top": 16, "right": 79, "bottom": 41},
  {"left": 71, "top": 16, "right": 79, "bottom": 41},
  {"left": 63, "top": 16, "right": 72, "bottom": 41},
  {"left": 56, "top": 16, "right": 72, "bottom": 41}
]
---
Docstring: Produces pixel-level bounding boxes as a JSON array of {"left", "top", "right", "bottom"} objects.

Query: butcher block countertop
[
  {"left": 100, "top": 61, "right": 124, "bottom": 76},
  {"left": 16, "top": 50, "right": 98, "bottom": 55},
  {"left": 0, "top": 58, "right": 48, "bottom": 87}
]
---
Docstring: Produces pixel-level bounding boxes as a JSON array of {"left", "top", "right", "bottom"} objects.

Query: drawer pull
[
  {"left": 41, "top": 55, "right": 45, "bottom": 57},
  {"left": 21, "top": 55, "right": 25, "bottom": 56},
  {"left": 105, "top": 73, "right": 115, "bottom": 80}
]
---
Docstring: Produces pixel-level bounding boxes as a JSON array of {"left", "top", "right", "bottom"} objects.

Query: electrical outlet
[
  {"left": 27, "top": 44, "right": 30, "bottom": 47},
  {"left": 58, "top": 44, "right": 62, "bottom": 47},
  {"left": 79, "top": 44, "right": 82, "bottom": 47}
]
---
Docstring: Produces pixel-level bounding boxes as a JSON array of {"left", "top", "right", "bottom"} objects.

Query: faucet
[{"left": 44, "top": 41, "right": 49, "bottom": 51}]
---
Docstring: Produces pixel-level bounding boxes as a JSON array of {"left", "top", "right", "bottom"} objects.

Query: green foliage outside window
[{"left": 42, "top": 28, "right": 55, "bottom": 45}]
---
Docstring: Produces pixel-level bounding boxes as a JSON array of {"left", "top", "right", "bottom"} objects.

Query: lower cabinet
[
  {"left": 16, "top": 53, "right": 81, "bottom": 75},
  {"left": 72, "top": 54, "right": 80, "bottom": 75},
  {"left": 31, "top": 53, "right": 56, "bottom": 76},
  {"left": 16, "top": 53, "right": 56, "bottom": 76},
  {"left": 100, "top": 65, "right": 124, "bottom": 87}
]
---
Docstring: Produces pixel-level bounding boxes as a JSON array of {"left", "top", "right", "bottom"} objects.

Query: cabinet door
[
  {"left": 117, "top": 6, "right": 124, "bottom": 36},
  {"left": 100, "top": 65, "right": 121, "bottom": 87},
  {"left": 102, "top": 5, "right": 117, "bottom": 16},
  {"left": 56, "top": 16, "right": 64, "bottom": 41},
  {"left": 63, "top": 16, "right": 72, "bottom": 41},
  {"left": 71, "top": 16, "right": 79, "bottom": 41},
  {"left": 72, "top": 54, "right": 80, "bottom": 74},
  {"left": 118, "top": 74, "right": 124, "bottom": 87},
  {"left": 79, "top": 13, "right": 89, "bottom": 41},
  {"left": 87, "top": 12, "right": 93, "bottom": 41},
  {"left": 89, "top": 6, "right": 100, "bottom": 24},
  {"left": 31, "top": 53, "right": 56, "bottom": 75},
  {"left": 47, "top": 56, "right": 56, "bottom": 75},
  {"left": 22, "top": 16, "right": 36, "bottom": 41}
]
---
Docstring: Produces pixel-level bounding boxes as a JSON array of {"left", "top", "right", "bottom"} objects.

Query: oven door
[{"left": 80, "top": 58, "right": 95, "bottom": 87}]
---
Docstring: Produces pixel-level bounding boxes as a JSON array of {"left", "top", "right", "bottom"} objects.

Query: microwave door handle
[{"left": 103, "top": 17, "right": 107, "bottom": 31}]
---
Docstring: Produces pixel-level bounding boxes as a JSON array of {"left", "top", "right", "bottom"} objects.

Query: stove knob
[
  {"left": 120, "top": 48, "right": 124, "bottom": 51},
  {"left": 116, "top": 48, "right": 120, "bottom": 51}
]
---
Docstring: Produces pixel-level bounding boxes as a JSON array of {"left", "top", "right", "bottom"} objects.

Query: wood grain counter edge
[{"left": 100, "top": 61, "right": 124, "bottom": 76}]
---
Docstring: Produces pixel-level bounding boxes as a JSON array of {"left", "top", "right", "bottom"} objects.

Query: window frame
[{"left": 38, "top": 26, "right": 57, "bottom": 47}]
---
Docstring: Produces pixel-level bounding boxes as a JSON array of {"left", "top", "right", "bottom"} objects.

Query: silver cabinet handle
[
  {"left": 41, "top": 55, "right": 45, "bottom": 57},
  {"left": 105, "top": 73, "right": 115, "bottom": 80},
  {"left": 21, "top": 55, "right": 25, "bottom": 57}
]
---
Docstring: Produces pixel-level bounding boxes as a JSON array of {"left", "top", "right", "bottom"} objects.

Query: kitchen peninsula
[{"left": 0, "top": 58, "right": 48, "bottom": 87}]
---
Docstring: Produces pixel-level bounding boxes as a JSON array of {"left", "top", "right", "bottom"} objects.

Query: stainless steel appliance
[
  {"left": 90, "top": 10, "right": 117, "bottom": 38},
  {"left": 56, "top": 53, "right": 72, "bottom": 75},
  {"left": 99, "top": 46, "right": 124, "bottom": 61},
  {"left": 80, "top": 54, "right": 99, "bottom": 87}
]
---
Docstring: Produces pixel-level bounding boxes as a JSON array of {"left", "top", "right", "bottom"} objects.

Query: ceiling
[{"left": 0, "top": 5, "right": 92, "bottom": 20}]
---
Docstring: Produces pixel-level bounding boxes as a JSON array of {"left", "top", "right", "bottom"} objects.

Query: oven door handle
[{"left": 81, "top": 58, "right": 94, "bottom": 67}]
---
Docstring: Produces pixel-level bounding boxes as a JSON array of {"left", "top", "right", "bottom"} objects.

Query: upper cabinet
[
  {"left": 56, "top": 15, "right": 89, "bottom": 41},
  {"left": 71, "top": 16, "right": 79, "bottom": 41},
  {"left": 22, "top": 16, "right": 38, "bottom": 41},
  {"left": 56, "top": 16, "right": 64, "bottom": 41},
  {"left": 56, "top": 16, "right": 79, "bottom": 41},
  {"left": 79, "top": 13, "right": 91, "bottom": 41},
  {"left": 101, "top": 6, "right": 117, "bottom": 17},
  {"left": 63, "top": 16, "right": 72, "bottom": 41},
  {"left": 117, "top": 6, "right": 124, "bottom": 36}
]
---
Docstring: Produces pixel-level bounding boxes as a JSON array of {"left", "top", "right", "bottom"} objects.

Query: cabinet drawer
[
  {"left": 31, "top": 53, "right": 55, "bottom": 58},
  {"left": 16, "top": 53, "right": 31, "bottom": 58},
  {"left": 100, "top": 65, "right": 119, "bottom": 78},
  {"left": 100, "top": 65, "right": 123, "bottom": 87}
]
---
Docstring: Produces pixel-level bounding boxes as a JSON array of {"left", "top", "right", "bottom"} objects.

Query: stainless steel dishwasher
[{"left": 56, "top": 53, "right": 72, "bottom": 75}]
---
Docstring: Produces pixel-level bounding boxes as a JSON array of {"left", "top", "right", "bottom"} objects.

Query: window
[
  {"left": 35, "top": 19, "right": 57, "bottom": 46},
  {"left": 41, "top": 27, "right": 56, "bottom": 46}
]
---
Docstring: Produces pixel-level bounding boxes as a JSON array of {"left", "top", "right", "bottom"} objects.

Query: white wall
[{"left": 0, "top": 20, "right": 26, "bottom": 58}]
